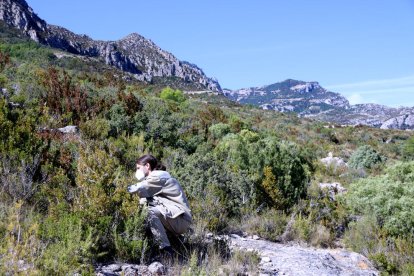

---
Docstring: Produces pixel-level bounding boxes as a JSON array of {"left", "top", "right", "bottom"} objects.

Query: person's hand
[{"left": 127, "top": 184, "right": 139, "bottom": 193}]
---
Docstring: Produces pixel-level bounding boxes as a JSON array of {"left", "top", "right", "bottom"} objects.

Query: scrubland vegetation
[{"left": 1, "top": 24, "right": 414, "bottom": 275}]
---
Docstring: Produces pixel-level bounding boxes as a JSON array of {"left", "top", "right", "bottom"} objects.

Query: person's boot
[{"left": 160, "top": 246, "right": 175, "bottom": 264}]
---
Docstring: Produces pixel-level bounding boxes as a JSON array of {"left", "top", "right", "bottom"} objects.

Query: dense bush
[
  {"left": 159, "top": 87, "right": 186, "bottom": 103},
  {"left": 38, "top": 214, "right": 95, "bottom": 274},
  {"left": 0, "top": 202, "right": 42, "bottom": 275},
  {"left": 74, "top": 143, "right": 145, "bottom": 258},
  {"left": 346, "top": 161, "right": 414, "bottom": 237},
  {"left": 140, "top": 98, "right": 182, "bottom": 148},
  {"left": 348, "top": 145, "right": 384, "bottom": 170},
  {"left": 238, "top": 209, "right": 288, "bottom": 242},
  {"left": 215, "top": 133, "right": 313, "bottom": 209},
  {"left": 171, "top": 145, "right": 255, "bottom": 231},
  {"left": 0, "top": 99, "right": 47, "bottom": 202},
  {"left": 209, "top": 123, "right": 231, "bottom": 140}
]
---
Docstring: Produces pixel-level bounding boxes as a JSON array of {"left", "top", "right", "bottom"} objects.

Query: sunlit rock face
[{"left": 0, "top": 0, "right": 222, "bottom": 92}]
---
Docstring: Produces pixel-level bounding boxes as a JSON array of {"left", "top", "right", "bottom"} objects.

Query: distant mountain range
[
  {"left": 224, "top": 80, "right": 414, "bottom": 130},
  {"left": 0, "top": 0, "right": 221, "bottom": 91},
  {"left": 1, "top": 0, "right": 413, "bottom": 130}
]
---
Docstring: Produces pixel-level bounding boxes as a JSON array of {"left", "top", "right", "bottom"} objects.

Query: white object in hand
[{"left": 128, "top": 184, "right": 139, "bottom": 193}]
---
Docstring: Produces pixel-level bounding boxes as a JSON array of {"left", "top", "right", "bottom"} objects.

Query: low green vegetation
[
  {"left": 0, "top": 25, "right": 413, "bottom": 274},
  {"left": 348, "top": 145, "right": 385, "bottom": 170}
]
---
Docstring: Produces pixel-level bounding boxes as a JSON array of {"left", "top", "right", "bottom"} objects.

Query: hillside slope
[{"left": 0, "top": 0, "right": 221, "bottom": 91}]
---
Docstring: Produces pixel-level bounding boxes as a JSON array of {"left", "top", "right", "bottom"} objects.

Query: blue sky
[{"left": 26, "top": 0, "right": 414, "bottom": 107}]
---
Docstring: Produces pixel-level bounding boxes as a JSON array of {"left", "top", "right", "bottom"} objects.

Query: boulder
[
  {"left": 57, "top": 125, "right": 78, "bottom": 134},
  {"left": 320, "top": 152, "right": 348, "bottom": 172},
  {"left": 148, "top": 262, "right": 165, "bottom": 275},
  {"left": 319, "top": 182, "right": 347, "bottom": 199}
]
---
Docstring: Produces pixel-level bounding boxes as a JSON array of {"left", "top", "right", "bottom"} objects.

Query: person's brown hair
[{"left": 136, "top": 154, "right": 166, "bottom": 171}]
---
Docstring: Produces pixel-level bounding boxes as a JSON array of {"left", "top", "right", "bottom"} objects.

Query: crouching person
[{"left": 127, "top": 154, "right": 192, "bottom": 255}]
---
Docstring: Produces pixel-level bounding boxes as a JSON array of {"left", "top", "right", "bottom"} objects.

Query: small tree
[
  {"left": 159, "top": 87, "right": 186, "bottom": 103},
  {"left": 209, "top": 123, "right": 231, "bottom": 140},
  {"left": 348, "top": 145, "right": 384, "bottom": 170}
]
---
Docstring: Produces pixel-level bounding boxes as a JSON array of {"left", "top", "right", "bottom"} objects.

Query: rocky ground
[
  {"left": 95, "top": 234, "right": 378, "bottom": 276},
  {"left": 229, "top": 234, "right": 378, "bottom": 276}
]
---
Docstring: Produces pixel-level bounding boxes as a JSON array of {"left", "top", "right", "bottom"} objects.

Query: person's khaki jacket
[{"left": 130, "top": 170, "right": 192, "bottom": 222}]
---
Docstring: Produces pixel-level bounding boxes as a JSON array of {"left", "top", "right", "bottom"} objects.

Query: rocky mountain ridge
[
  {"left": 224, "top": 80, "right": 414, "bottom": 130},
  {"left": 2, "top": 0, "right": 413, "bottom": 130},
  {"left": 0, "top": 0, "right": 221, "bottom": 91}
]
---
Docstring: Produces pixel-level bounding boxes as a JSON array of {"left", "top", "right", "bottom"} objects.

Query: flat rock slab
[{"left": 229, "top": 234, "right": 378, "bottom": 276}]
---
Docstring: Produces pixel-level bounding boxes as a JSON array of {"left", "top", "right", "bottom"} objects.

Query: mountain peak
[
  {"left": 0, "top": 0, "right": 222, "bottom": 91},
  {"left": 120, "top": 32, "right": 146, "bottom": 42},
  {"left": 224, "top": 79, "right": 349, "bottom": 113}
]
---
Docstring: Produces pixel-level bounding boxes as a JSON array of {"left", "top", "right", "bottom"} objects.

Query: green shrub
[
  {"left": 346, "top": 161, "right": 414, "bottom": 237},
  {"left": 344, "top": 216, "right": 382, "bottom": 255},
  {"left": 74, "top": 144, "right": 142, "bottom": 257},
  {"left": 159, "top": 87, "right": 186, "bottom": 103},
  {"left": 0, "top": 99, "right": 46, "bottom": 202},
  {"left": 403, "top": 136, "right": 414, "bottom": 160},
  {"left": 344, "top": 215, "right": 414, "bottom": 275},
  {"left": 239, "top": 208, "right": 288, "bottom": 241},
  {"left": 141, "top": 98, "right": 181, "bottom": 147},
  {"left": 108, "top": 103, "right": 131, "bottom": 136},
  {"left": 0, "top": 73, "right": 8, "bottom": 88},
  {"left": 109, "top": 133, "right": 146, "bottom": 168},
  {"left": 173, "top": 146, "right": 256, "bottom": 220},
  {"left": 80, "top": 118, "right": 110, "bottom": 140},
  {"left": 38, "top": 214, "right": 95, "bottom": 274},
  {"left": 370, "top": 252, "right": 398, "bottom": 274},
  {"left": 261, "top": 166, "right": 285, "bottom": 209},
  {"left": 114, "top": 208, "right": 149, "bottom": 263},
  {"left": 190, "top": 182, "right": 233, "bottom": 233},
  {"left": 0, "top": 202, "right": 42, "bottom": 275},
  {"left": 348, "top": 145, "right": 384, "bottom": 169},
  {"left": 292, "top": 213, "right": 313, "bottom": 242},
  {"left": 215, "top": 134, "right": 313, "bottom": 209},
  {"left": 209, "top": 123, "right": 231, "bottom": 140}
]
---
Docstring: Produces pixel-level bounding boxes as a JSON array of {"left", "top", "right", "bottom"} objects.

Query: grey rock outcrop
[
  {"left": 0, "top": 0, "right": 221, "bottom": 92},
  {"left": 57, "top": 125, "right": 78, "bottom": 134},
  {"left": 229, "top": 234, "right": 378, "bottom": 276},
  {"left": 319, "top": 182, "right": 347, "bottom": 200},
  {"left": 95, "top": 262, "right": 158, "bottom": 276},
  {"left": 320, "top": 152, "right": 348, "bottom": 172},
  {"left": 147, "top": 262, "right": 165, "bottom": 275},
  {"left": 380, "top": 114, "right": 414, "bottom": 130},
  {"left": 0, "top": 0, "right": 47, "bottom": 42}
]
